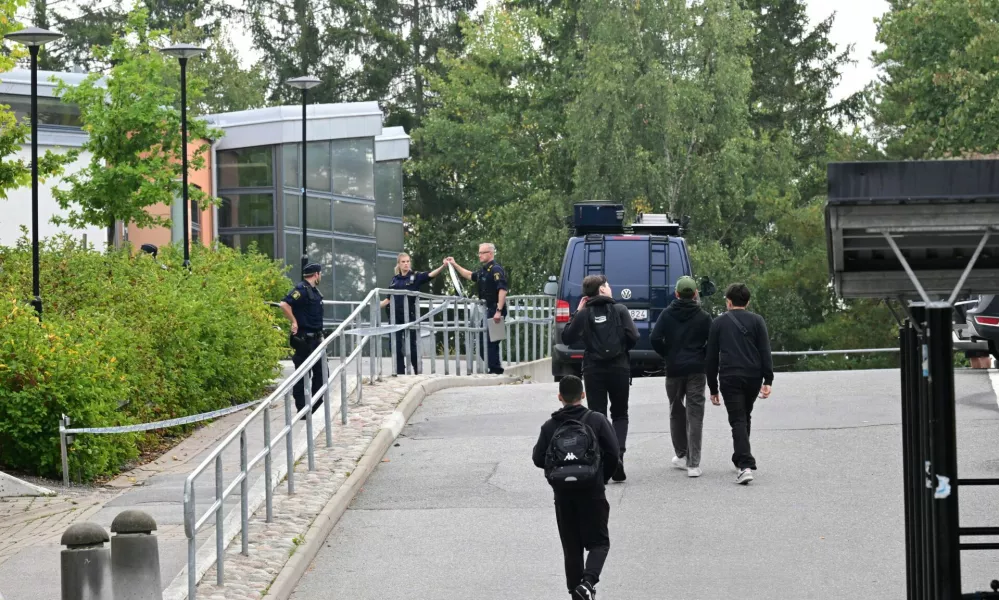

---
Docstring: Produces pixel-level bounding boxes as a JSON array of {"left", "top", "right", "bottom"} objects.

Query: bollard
[
  {"left": 110, "top": 510, "right": 162, "bottom": 600},
  {"left": 61, "top": 522, "right": 112, "bottom": 600}
]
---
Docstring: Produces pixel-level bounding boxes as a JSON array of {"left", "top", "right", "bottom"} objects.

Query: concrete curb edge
[{"left": 263, "top": 374, "right": 520, "bottom": 600}]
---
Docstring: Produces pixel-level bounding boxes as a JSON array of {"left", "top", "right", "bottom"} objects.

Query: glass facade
[{"left": 218, "top": 131, "right": 406, "bottom": 321}]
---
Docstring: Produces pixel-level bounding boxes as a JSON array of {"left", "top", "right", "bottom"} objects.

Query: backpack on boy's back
[
  {"left": 584, "top": 303, "right": 625, "bottom": 362},
  {"left": 544, "top": 411, "right": 603, "bottom": 490}
]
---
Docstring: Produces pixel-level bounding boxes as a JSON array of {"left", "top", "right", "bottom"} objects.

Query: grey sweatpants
[{"left": 666, "top": 373, "right": 707, "bottom": 468}]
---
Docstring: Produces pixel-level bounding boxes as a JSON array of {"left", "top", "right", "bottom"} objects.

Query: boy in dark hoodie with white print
[
  {"left": 533, "top": 375, "right": 620, "bottom": 600},
  {"left": 650, "top": 275, "right": 712, "bottom": 477}
]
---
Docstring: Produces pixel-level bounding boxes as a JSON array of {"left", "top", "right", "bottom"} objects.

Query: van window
[{"left": 670, "top": 242, "right": 686, "bottom": 278}]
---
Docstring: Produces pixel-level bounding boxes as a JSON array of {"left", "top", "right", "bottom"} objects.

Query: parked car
[
  {"left": 954, "top": 295, "right": 999, "bottom": 362},
  {"left": 543, "top": 202, "right": 715, "bottom": 380}
]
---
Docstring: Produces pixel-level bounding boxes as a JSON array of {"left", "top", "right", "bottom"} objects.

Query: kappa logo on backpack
[
  {"left": 544, "top": 412, "right": 602, "bottom": 490},
  {"left": 587, "top": 304, "right": 625, "bottom": 361}
]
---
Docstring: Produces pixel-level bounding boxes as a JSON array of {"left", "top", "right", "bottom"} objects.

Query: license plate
[{"left": 629, "top": 310, "right": 648, "bottom": 321}]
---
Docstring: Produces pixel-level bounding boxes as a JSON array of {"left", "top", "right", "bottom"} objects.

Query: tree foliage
[{"left": 51, "top": 8, "right": 221, "bottom": 239}]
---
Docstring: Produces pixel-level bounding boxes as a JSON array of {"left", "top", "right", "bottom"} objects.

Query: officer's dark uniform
[
  {"left": 282, "top": 263, "right": 326, "bottom": 415},
  {"left": 388, "top": 270, "right": 432, "bottom": 375},
  {"left": 472, "top": 260, "right": 508, "bottom": 374}
]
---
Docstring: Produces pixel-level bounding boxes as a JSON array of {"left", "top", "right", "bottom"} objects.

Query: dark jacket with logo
[
  {"left": 560, "top": 296, "right": 638, "bottom": 373},
  {"left": 649, "top": 297, "right": 712, "bottom": 377},
  {"left": 706, "top": 309, "right": 775, "bottom": 395},
  {"left": 532, "top": 403, "right": 620, "bottom": 499}
]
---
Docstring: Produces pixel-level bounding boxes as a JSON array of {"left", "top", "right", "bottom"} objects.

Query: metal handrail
[{"left": 180, "top": 287, "right": 557, "bottom": 599}]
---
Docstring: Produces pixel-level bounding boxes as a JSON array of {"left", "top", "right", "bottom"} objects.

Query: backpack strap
[{"left": 723, "top": 310, "right": 750, "bottom": 336}]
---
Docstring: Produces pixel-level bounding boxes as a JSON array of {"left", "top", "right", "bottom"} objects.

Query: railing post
[
  {"left": 61, "top": 522, "right": 111, "bottom": 600},
  {"left": 465, "top": 299, "right": 474, "bottom": 375},
  {"left": 111, "top": 510, "right": 162, "bottom": 600},
  {"left": 515, "top": 297, "right": 521, "bottom": 365},
  {"left": 214, "top": 455, "right": 224, "bottom": 585},
  {"left": 370, "top": 293, "right": 378, "bottom": 383},
  {"left": 530, "top": 297, "right": 537, "bottom": 362},
  {"left": 415, "top": 294, "right": 424, "bottom": 374},
  {"left": 284, "top": 391, "right": 295, "bottom": 495},
  {"left": 340, "top": 330, "right": 348, "bottom": 425},
  {"left": 322, "top": 351, "right": 333, "bottom": 448},
  {"left": 357, "top": 337, "right": 363, "bottom": 403},
  {"left": 239, "top": 431, "right": 249, "bottom": 555},
  {"left": 389, "top": 295, "right": 398, "bottom": 377},
  {"left": 304, "top": 355, "right": 315, "bottom": 471},
  {"left": 443, "top": 299, "right": 451, "bottom": 375},
  {"left": 60, "top": 414, "right": 71, "bottom": 487},
  {"left": 454, "top": 299, "right": 461, "bottom": 376},
  {"left": 263, "top": 406, "right": 273, "bottom": 523},
  {"left": 186, "top": 486, "right": 196, "bottom": 600},
  {"left": 429, "top": 298, "right": 437, "bottom": 375}
]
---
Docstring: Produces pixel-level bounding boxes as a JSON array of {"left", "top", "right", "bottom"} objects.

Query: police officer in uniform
[
  {"left": 448, "top": 243, "right": 508, "bottom": 374},
  {"left": 279, "top": 262, "right": 327, "bottom": 415},
  {"left": 379, "top": 253, "right": 446, "bottom": 375}
]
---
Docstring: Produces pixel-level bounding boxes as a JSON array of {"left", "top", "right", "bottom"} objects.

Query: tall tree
[
  {"left": 871, "top": 0, "right": 999, "bottom": 159},
  {"left": 51, "top": 8, "right": 220, "bottom": 244}
]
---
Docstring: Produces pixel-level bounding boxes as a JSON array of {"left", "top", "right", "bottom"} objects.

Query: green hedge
[{"left": 0, "top": 235, "right": 291, "bottom": 481}]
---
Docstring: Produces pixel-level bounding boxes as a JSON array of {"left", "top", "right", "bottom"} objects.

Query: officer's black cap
[
  {"left": 303, "top": 263, "right": 323, "bottom": 275},
  {"left": 140, "top": 243, "right": 158, "bottom": 257}
]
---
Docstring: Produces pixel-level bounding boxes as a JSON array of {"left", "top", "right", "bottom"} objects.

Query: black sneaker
[
  {"left": 611, "top": 461, "right": 626, "bottom": 482},
  {"left": 574, "top": 581, "right": 596, "bottom": 600}
]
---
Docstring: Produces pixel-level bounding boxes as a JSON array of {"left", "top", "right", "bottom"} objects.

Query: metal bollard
[
  {"left": 61, "top": 522, "right": 112, "bottom": 600},
  {"left": 110, "top": 510, "right": 162, "bottom": 600}
]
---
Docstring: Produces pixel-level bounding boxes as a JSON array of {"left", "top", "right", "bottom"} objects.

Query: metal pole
[
  {"left": 264, "top": 406, "right": 273, "bottom": 523},
  {"left": 389, "top": 297, "right": 398, "bottom": 377},
  {"left": 415, "top": 295, "right": 424, "bottom": 373},
  {"left": 911, "top": 303, "right": 933, "bottom": 597},
  {"left": 322, "top": 347, "right": 332, "bottom": 448},
  {"left": 454, "top": 299, "right": 461, "bottom": 376},
  {"left": 60, "top": 415, "right": 70, "bottom": 486},
  {"left": 214, "top": 455, "right": 224, "bottom": 585},
  {"left": 429, "top": 298, "right": 437, "bottom": 375},
  {"left": 370, "top": 294, "right": 378, "bottom": 383},
  {"left": 465, "top": 300, "right": 473, "bottom": 374},
  {"left": 180, "top": 57, "right": 191, "bottom": 269},
  {"left": 515, "top": 298, "right": 521, "bottom": 365},
  {"left": 900, "top": 321, "right": 917, "bottom": 600},
  {"left": 187, "top": 507, "right": 196, "bottom": 600},
  {"left": 530, "top": 298, "right": 536, "bottom": 362},
  {"left": 300, "top": 89, "right": 309, "bottom": 275},
  {"left": 357, "top": 337, "right": 363, "bottom": 403},
  {"left": 443, "top": 299, "right": 451, "bottom": 375},
  {"left": 927, "top": 303, "right": 961, "bottom": 599},
  {"left": 304, "top": 360, "right": 315, "bottom": 471},
  {"left": 239, "top": 431, "right": 248, "bottom": 555},
  {"left": 284, "top": 392, "right": 295, "bottom": 494},
  {"left": 340, "top": 332, "right": 348, "bottom": 425},
  {"left": 30, "top": 46, "right": 42, "bottom": 318}
]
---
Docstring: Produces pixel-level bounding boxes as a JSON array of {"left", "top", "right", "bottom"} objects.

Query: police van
[{"left": 543, "top": 202, "right": 715, "bottom": 380}]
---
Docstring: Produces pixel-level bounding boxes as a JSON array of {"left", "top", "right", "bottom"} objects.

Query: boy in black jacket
[
  {"left": 650, "top": 276, "right": 712, "bottom": 477},
  {"left": 706, "top": 283, "right": 774, "bottom": 485},
  {"left": 533, "top": 375, "right": 620, "bottom": 600}
]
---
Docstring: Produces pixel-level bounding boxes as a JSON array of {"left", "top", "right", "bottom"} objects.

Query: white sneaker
[
  {"left": 671, "top": 455, "right": 687, "bottom": 470},
  {"left": 736, "top": 468, "right": 754, "bottom": 485},
  {"left": 687, "top": 467, "right": 702, "bottom": 477}
]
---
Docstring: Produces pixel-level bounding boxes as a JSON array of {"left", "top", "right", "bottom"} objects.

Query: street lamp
[
  {"left": 5, "top": 26, "right": 64, "bottom": 320},
  {"left": 160, "top": 43, "right": 206, "bottom": 269},
  {"left": 285, "top": 76, "right": 321, "bottom": 279}
]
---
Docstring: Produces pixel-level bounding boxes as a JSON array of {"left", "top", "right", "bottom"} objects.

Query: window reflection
[
  {"left": 219, "top": 147, "right": 274, "bottom": 189},
  {"left": 332, "top": 139, "right": 374, "bottom": 199}
]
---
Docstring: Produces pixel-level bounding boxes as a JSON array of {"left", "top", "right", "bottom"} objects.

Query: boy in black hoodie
[
  {"left": 533, "top": 375, "right": 621, "bottom": 600},
  {"left": 649, "top": 276, "right": 712, "bottom": 477}
]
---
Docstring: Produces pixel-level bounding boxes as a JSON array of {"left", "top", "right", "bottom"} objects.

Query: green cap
[{"left": 675, "top": 276, "right": 697, "bottom": 295}]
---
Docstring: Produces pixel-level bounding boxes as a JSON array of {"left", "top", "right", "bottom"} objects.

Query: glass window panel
[
  {"left": 306, "top": 196, "right": 332, "bottom": 232},
  {"left": 219, "top": 233, "right": 274, "bottom": 258},
  {"left": 218, "top": 147, "right": 273, "bottom": 189},
  {"left": 333, "top": 200, "right": 375, "bottom": 237},
  {"left": 334, "top": 238, "right": 376, "bottom": 302},
  {"left": 376, "top": 220, "right": 403, "bottom": 252},
  {"left": 285, "top": 232, "right": 301, "bottom": 267},
  {"left": 374, "top": 161, "right": 403, "bottom": 217},
  {"left": 219, "top": 194, "right": 274, "bottom": 228},
  {"left": 306, "top": 141, "right": 331, "bottom": 192},
  {"left": 282, "top": 143, "right": 300, "bottom": 189},
  {"left": 332, "top": 139, "right": 374, "bottom": 199},
  {"left": 0, "top": 93, "right": 82, "bottom": 127},
  {"left": 377, "top": 255, "right": 397, "bottom": 289},
  {"left": 284, "top": 192, "right": 300, "bottom": 228},
  {"left": 190, "top": 199, "right": 200, "bottom": 225}
]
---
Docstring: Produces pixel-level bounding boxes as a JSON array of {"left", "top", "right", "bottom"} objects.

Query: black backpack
[
  {"left": 585, "top": 303, "right": 625, "bottom": 362},
  {"left": 544, "top": 412, "right": 602, "bottom": 490}
]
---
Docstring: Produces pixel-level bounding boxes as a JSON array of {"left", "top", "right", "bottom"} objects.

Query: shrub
[{"left": 0, "top": 234, "right": 291, "bottom": 480}]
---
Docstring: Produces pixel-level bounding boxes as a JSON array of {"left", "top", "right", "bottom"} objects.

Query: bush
[{"left": 0, "top": 234, "right": 291, "bottom": 480}]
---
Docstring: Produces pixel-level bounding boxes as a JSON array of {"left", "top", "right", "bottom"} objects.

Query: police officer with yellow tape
[
  {"left": 447, "top": 243, "right": 508, "bottom": 374},
  {"left": 279, "top": 262, "right": 326, "bottom": 415}
]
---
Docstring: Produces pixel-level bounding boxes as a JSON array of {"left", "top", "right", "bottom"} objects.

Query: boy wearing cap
[
  {"left": 279, "top": 262, "right": 327, "bottom": 416},
  {"left": 650, "top": 276, "right": 712, "bottom": 477}
]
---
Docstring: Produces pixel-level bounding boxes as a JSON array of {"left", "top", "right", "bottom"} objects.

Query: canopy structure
[{"left": 825, "top": 159, "right": 999, "bottom": 301}]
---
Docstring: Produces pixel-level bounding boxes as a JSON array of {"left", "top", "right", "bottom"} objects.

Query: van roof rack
[
  {"left": 569, "top": 202, "right": 685, "bottom": 236},
  {"left": 632, "top": 212, "right": 682, "bottom": 236}
]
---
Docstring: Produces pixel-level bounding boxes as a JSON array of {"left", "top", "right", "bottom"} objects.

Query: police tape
[{"left": 64, "top": 397, "right": 266, "bottom": 435}]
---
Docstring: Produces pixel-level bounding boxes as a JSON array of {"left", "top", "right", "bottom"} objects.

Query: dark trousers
[
  {"left": 719, "top": 376, "right": 761, "bottom": 470},
  {"left": 667, "top": 373, "right": 707, "bottom": 468},
  {"left": 583, "top": 369, "right": 630, "bottom": 454},
  {"left": 394, "top": 328, "right": 420, "bottom": 375},
  {"left": 479, "top": 305, "right": 504, "bottom": 374},
  {"left": 555, "top": 496, "right": 610, "bottom": 592},
  {"left": 291, "top": 335, "right": 325, "bottom": 415}
]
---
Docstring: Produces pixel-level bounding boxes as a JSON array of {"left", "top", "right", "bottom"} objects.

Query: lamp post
[
  {"left": 285, "top": 76, "right": 321, "bottom": 279},
  {"left": 5, "top": 26, "right": 64, "bottom": 320},
  {"left": 159, "top": 43, "right": 206, "bottom": 269}
]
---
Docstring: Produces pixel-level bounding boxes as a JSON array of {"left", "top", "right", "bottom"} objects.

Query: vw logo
[{"left": 621, "top": 288, "right": 632, "bottom": 300}]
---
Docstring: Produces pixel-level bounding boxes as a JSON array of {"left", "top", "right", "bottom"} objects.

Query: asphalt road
[{"left": 291, "top": 369, "right": 999, "bottom": 600}]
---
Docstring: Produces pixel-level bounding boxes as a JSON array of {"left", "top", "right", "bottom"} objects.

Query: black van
[{"left": 543, "top": 202, "right": 714, "bottom": 380}]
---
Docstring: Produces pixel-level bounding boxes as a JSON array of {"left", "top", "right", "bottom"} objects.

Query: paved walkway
[{"left": 0, "top": 352, "right": 504, "bottom": 600}]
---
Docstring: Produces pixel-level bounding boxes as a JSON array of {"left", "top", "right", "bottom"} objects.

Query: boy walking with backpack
[
  {"left": 533, "top": 375, "right": 621, "bottom": 600},
  {"left": 561, "top": 275, "right": 638, "bottom": 481}
]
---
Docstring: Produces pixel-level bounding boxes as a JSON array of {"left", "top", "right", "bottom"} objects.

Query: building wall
[{"left": 0, "top": 143, "right": 106, "bottom": 248}]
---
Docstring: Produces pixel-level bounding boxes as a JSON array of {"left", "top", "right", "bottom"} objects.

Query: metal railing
[{"left": 180, "top": 288, "right": 552, "bottom": 598}]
